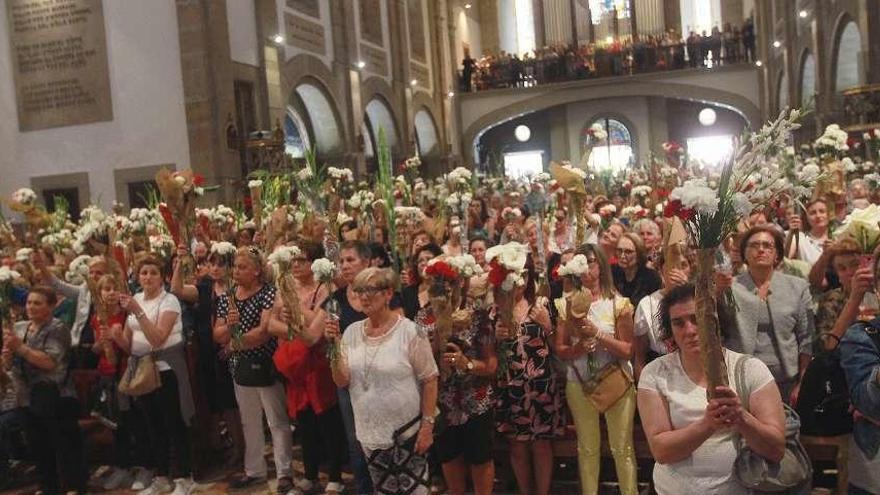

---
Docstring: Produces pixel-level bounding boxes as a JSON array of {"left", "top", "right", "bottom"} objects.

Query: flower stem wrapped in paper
[
  {"left": 156, "top": 168, "right": 212, "bottom": 276},
  {"left": 663, "top": 107, "right": 819, "bottom": 398},
  {"left": 557, "top": 254, "right": 594, "bottom": 324},
  {"left": 550, "top": 162, "right": 588, "bottom": 245},
  {"left": 269, "top": 245, "right": 306, "bottom": 340},
  {"left": 486, "top": 242, "right": 529, "bottom": 335},
  {"left": 311, "top": 258, "right": 340, "bottom": 363},
  {"left": 248, "top": 180, "right": 264, "bottom": 231}
]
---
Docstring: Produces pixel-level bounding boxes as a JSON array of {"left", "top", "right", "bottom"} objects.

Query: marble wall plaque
[
  {"left": 407, "top": 0, "right": 426, "bottom": 63},
  {"left": 285, "top": 11, "right": 325, "bottom": 55},
  {"left": 6, "top": 0, "right": 113, "bottom": 131},
  {"left": 359, "top": 0, "right": 383, "bottom": 46},
  {"left": 286, "top": 0, "right": 319, "bottom": 18}
]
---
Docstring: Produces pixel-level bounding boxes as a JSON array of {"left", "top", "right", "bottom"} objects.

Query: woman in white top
[
  {"left": 113, "top": 255, "right": 197, "bottom": 495},
  {"left": 326, "top": 267, "right": 439, "bottom": 495},
  {"left": 638, "top": 283, "right": 786, "bottom": 495},
  {"left": 787, "top": 197, "right": 831, "bottom": 266}
]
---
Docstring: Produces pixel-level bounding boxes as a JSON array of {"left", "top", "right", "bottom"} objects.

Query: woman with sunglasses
[
  {"left": 302, "top": 240, "right": 404, "bottom": 495},
  {"left": 214, "top": 246, "right": 294, "bottom": 493},
  {"left": 170, "top": 242, "right": 244, "bottom": 470},
  {"left": 326, "top": 267, "right": 439, "bottom": 495}
]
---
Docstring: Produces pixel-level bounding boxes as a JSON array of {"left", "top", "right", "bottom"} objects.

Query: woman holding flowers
[
  {"left": 402, "top": 243, "right": 443, "bottom": 320},
  {"left": 268, "top": 240, "right": 347, "bottom": 495},
  {"left": 491, "top": 243, "right": 564, "bottom": 495},
  {"left": 326, "top": 267, "right": 439, "bottom": 495},
  {"left": 417, "top": 255, "right": 498, "bottom": 495},
  {"left": 553, "top": 244, "right": 638, "bottom": 495},
  {"left": 213, "top": 246, "right": 293, "bottom": 493},
  {"left": 113, "top": 255, "right": 196, "bottom": 495},
  {"left": 787, "top": 197, "right": 832, "bottom": 267},
  {"left": 170, "top": 241, "right": 244, "bottom": 469}
]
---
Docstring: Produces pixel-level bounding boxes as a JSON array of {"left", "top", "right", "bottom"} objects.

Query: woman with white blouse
[
  {"left": 114, "top": 255, "right": 197, "bottom": 495},
  {"left": 326, "top": 267, "right": 439, "bottom": 495}
]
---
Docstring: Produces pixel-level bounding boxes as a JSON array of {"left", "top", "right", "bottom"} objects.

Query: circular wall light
[
  {"left": 698, "top": 108, "right": 717, "bottom": 127},
  {"left": 514, "top": 125, "right": 531, "bottom": 142}
]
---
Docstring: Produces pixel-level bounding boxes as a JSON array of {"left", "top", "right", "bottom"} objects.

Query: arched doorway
[
  {"left": 288, "top": 79, "right": 345, "bottom": 162},
  {"left": 835, "top": 21, "right": 863, "bottom": 92},
  {"left": 363, "top": 97, "right": 401, "bottom": 174},
  {"left": 413, "top": 108, "right": 440, "bottom": 158}
]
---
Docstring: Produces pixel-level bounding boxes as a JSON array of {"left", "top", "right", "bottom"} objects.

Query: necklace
[{"left": 361, "top": 316, "right": 401, "bottom": 391}]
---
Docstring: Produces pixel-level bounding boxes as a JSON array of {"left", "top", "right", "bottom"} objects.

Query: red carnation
[
  {"left": 657, "top": 188, "right": 670, "bottom": 199},
  {"left": 550, "top": 264, "right": 561, "bottom": 281},
  {"left": 424, "top": 261, "right": 458, "bottom": 281},
  {"left": 243, "top": 196, "right": 253, "bottom": 208},
  {"left": 487, "top": 259, "right": 506, "bottom": 288},
  {"left": 663, "top": 199, "right": 695, "bottom": 221},
  {"left": 193, "top": 174, "right": 205, "bottom": 186}
]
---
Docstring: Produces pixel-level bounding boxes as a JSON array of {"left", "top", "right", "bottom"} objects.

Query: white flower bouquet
[
  {"left": 66, "top": 254, "right": 92, "bottom": 285},
  {"left": 835, "top": 205, "right": 880, "bottom": 255},
  {"left": 10, "top": 188, "right": 37, "bottom": 207},
  {"left": 0, "top": 266, "right": 22, "bottom": 327},
  {"left": 311, "top": 257, "right": 340, "bottom": 361}
]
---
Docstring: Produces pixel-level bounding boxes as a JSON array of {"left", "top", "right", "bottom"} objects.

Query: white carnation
[{"left": 558, "top": 254, "right": 590, "bottom": 277}]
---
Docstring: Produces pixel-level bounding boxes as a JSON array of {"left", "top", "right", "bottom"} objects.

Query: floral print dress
[{"left": 495, "top": 313, "right": 565, "bottom": 441}]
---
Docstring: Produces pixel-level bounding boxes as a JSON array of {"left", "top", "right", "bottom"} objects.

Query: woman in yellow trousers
[{"left": 554, "top": 244, "right": 638, "bottom": 495}]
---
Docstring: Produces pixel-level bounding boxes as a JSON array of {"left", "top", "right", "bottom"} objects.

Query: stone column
[
  {"left": 569, "top": 0, "right": 579, "bottom": 46},
  {"left": 863, "top": 0, "right": 880, "bottom": 84},
  {"left": 175, "top": 0, "right": 238, "bottom": 202},
  {"left": 629, "top": 0, "right": 638, "bottom": 40},
  {"left": 532, "top": 0, "right": 546, "bottom": 48},
  {"left": 664, "top": 0, "right": 681, "bottom": 37},
  {"left": 337, "top": 0, "right": 364, "bottom": 176},
  {"left": 811, "top": 0, "right": 828, "bottom": 129}
]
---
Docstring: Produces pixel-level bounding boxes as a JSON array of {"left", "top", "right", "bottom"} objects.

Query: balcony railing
[
  {"left": 459, "top": 38, "right": 758, "bottom": 93},
  {"left": 842, "top": 84, "right": 880, "bottom": 132}
]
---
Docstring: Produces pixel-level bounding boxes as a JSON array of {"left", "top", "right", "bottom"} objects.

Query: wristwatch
[{"left": 422, "top": 414, "right": 436, "bottom": 426}]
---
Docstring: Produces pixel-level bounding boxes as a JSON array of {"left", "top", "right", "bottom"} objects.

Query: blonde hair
[
  {"left": 235, "top": 246, "right": 266, "bottom": 281},
  {"left": 352, "top": 267, "right": 396, "bottom": 291}
]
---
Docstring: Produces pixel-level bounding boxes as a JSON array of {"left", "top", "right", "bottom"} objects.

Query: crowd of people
[
  {"left": 2, "top": 141, "right": 880, "bottom": 495},
  {"left": 460, "top": 20, "right": 757, "bottom": 92}
]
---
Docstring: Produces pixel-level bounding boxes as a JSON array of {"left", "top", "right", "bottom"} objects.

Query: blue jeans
[{"left": 337, "top": 387, "right": 373, "bottom": 494}]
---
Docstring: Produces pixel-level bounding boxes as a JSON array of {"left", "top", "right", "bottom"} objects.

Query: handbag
[
  {"left": 233, "top": 352, "right": 277, "bottom": 387},
  {"left": 570, "top": 296, "right": 633, "bottom": 413},
  {"left": 117, "top": 294, "right": 167, "bottom": 397},
  {"left": 732, "top": 353, "right": 812, "bottom": 492},
  {"left": 795, "top": 333, "right": 852, "bottom": 436},
  {"left": 118, "top": 353, "right": 161, "bottom": 396}
]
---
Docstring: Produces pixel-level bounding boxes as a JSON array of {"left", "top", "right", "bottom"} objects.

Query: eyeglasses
[
  {"left": 616, "top": 248, "right": 636, "bottom": 257},
  {"left": 353, "top": 285, "right": 388, "bottom": 297},
  {"left": 746, "top": 241, "right": 775, "bottom": 251}
]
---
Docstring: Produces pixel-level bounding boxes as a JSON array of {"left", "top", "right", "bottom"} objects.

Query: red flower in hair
[
  {"left": 193, "top": 174, "right": 205, "bottom": 186},
  {"left": 550, "top": 264, "right": 561, "bottom": 281},
  {"left": 663, "top": 199, "right": 695, "bottom": 221},
  {"left": 424, "top": 261, "right": 458, "bottom": 282},
  {"left": 487, "top": 259, "right": 507, "bottom": 288}
]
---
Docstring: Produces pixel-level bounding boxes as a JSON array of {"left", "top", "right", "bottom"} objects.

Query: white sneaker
[
  {"left": 171, "top": 477, "right": 198, "bottom": 495},
  {"left": 324, "top": 481, "right": 344, "bottom": 494},
  {"left": 103, "top": 467, "right": 133, "bottom": 490},
  {"left": 131, "top": 468, "right": 154, "bottom": 491},
  {"left": 138, "top": 476, "right": 173, "bottom": 495},
  {"left": 287, "top": 478, "right": 315, "bottom": 495}
]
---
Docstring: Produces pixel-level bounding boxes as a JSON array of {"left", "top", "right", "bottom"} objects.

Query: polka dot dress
[{"left": 216, "top": 283, "right": 277, "bottom": 373}]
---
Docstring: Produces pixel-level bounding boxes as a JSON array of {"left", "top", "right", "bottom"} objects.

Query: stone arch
[
  {"left": 282, "top": 54, "right": 349, "bottom": 149},
  {"left": 413, "top": 107, "right": 440, "bottom": 158},
  {"left": 363, "top": 95, "right": 401, "bottom": 153},
  {"left": 831, "top": 14, "right": 864, "bottom": 92},
  {"left": 776, "top": 70, "right": 789, "bottom": 113},
  {"left": 288, "top": 76, "right": 346, "bottom": 160},
  {"left": 798, "top": 49, "right": 816, "bottom": 107},
  {"left": 461, "top": 80, "right": 761, "bottom": 164}
]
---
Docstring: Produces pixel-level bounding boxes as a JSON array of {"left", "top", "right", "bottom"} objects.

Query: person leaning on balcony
[{"left": 638, "top": 283, "right": 785, "bottom": 494}]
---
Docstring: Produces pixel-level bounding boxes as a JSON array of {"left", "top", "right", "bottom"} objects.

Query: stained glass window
[{"left": 585, "top": 118, "right": 634, "bottom": 174}]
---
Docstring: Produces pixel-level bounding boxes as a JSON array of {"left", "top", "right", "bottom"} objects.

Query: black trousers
[
  {"left": 26, "top": 397, "right": 87, "bottom": 494},
  {"left": 298, "top": 404, "right": 346, "bottom": 482},
  {"left": 137, "top": 370, "right": 191, "bottom": 478}
]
